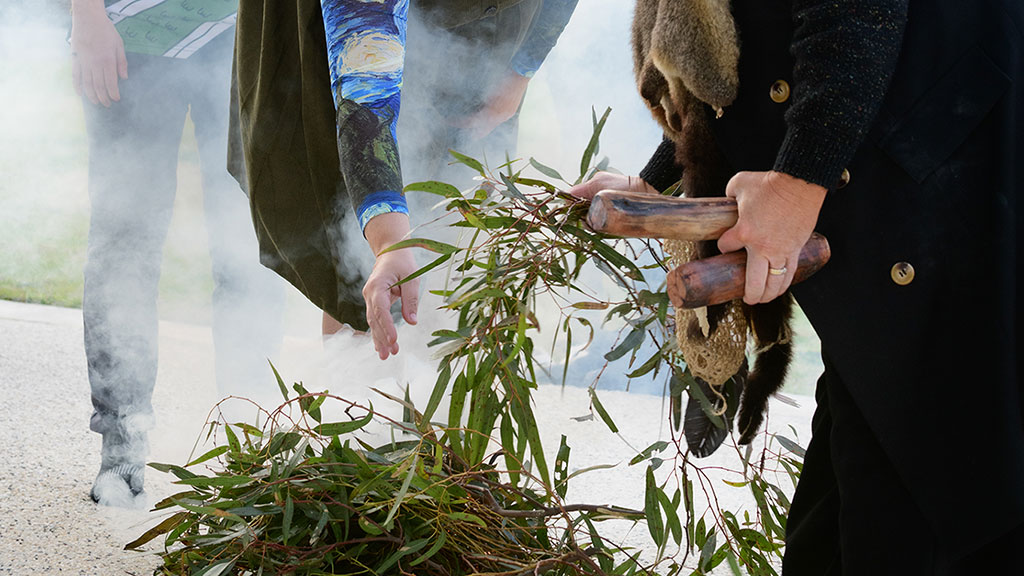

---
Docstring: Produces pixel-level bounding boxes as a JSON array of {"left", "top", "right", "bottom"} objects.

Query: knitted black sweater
[{"left": 641, "top": 0, "right": 910, "bottom": 191}]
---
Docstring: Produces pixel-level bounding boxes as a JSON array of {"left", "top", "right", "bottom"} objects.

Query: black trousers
[
  {"left": 82, "top": 32, "right": 284, "bottom": 438},
  {"left": 783, "top": 352, "right": 1023, "bottom": 575}
]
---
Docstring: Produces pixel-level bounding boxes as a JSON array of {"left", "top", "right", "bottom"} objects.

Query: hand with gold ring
[{"left": 717, "top": 171, "right": 826, "bottom": 305}]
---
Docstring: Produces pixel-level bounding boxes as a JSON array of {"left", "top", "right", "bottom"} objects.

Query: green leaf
[
  {"left": 420, "top": 363, "right": 451, "bottom": 429},
  {"left": 314, "top": 408, "right": 374, "bottom": 437},
  {"left": 449, "top": 512, "right": 487, "bottom": 527},
  {"left": 657, "top": 487, "right": 682, "bottom": 546},
  {"left": 514, "top": 176, "right": 557, "bottom": 192},
  {"left": 383, "top": 454, "right": 419, "bottom": 528},
  {"left": 282, "top": 494, "right": 294, "bottom": 546},
  {"left": 307, "top": 394, "right": 326, "bottom": 423},
  {"left": 578, "top": 107, "right": 612, "bottom": 183},
  {"left": 449, "top": 149, "right": 485, "bottom": 176},
  {"left": 589, "top": 388, "right": 619, "bottom": 434},
  {"left": 775, "top": 434, "right": 807, "bottom": 458},
  {"left": 270, "top": 361, "right": 288, "bottom": 402},
  {"left": 499, "top": 173, "right": 528, "bottom": 202},
  {"left": 625, "top": 349, "right": 663, "bottom": 379},
  {"left": 644, "top": 466, "right": 665, "bottom": 547},
  {"left": 604, "top": 327, "right": 645, "bottom": 362},
  {"left": 185, "top": 445, "right": 229, "bottom": 467},
  {"left": 193, "top": 560, "right": 237, "bottom": 576},
  {"left": 224, "top": 424, "right": 241, "bottom": 453},
  {"left": 564, "top": 463, "right": 618, "bottom": 483},
  {"left": 450, "top": 287, "right": 508, "bottom": 308},
  {"left": 177, "top": 475, "right": 253, "bottom": 488},
  {"left": 699, "top": 527, "right": 717, "bottom": 571},
  {"left": 226, "top": 505, "right": 282, "bottom": 517},
  {"left": 629, "top": 441, "right": 670, "bottom": 466},
  {"left": 234, "top": 422, "right": 262, "bottom": 437},
  {"left": 148, "top": 462, "right": 198, "bottom": 480},
  {"left": 404, "top": 180, "right": 462, "bottom": 198},
  {"left": 123, "top": 512, "right": 189, "bottom": 550},
  {"left": 409, "top": 531, "right": 448, "bottom": 567},
  {"left": 379, "top": 237, "right": 459, "bottom": 255},
  {"left": 529, "top": 157, "right": 566, "bottom": 182},
  {"left": 500, "top": 311, "right": 530, "bottom": 369},
  {"left": 561, "top": 319, "right": 573, "bottom": 387},
  {"left": 569, "top": 301, "right": 611, "bottom": 310},
  {"left": 379, "top": 538, "right": 432, "bottom": 574},
  {"left": 591, "top": 239, "right": 645, "bottom": 281},
  {"left": 727, "top": 553, "right": 743, "bottom": 576},
  {"left": 555, "top": 435, "right": 571, "bottom": 499}
]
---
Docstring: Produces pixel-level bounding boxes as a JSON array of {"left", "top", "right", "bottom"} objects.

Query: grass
[{"left": 0, "top": 29, "right": 218, "bottom": 323}]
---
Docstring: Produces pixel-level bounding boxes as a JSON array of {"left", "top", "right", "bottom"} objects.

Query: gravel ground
[{"left": 0, "top": 299, "right": 814, "bottom": 574}]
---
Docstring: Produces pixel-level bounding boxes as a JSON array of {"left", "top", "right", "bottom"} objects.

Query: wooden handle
[
  {"left": 667, "top": 233, "right": 832, "bottom": 309},
  {"left": 587, "top": 190, "right": 738, "bottom": 241}
]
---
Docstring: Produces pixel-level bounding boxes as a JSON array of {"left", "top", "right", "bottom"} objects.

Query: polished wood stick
[
  {"left": 587, "top": 190, "right": 738, "bottom": 240},
  {"left": 667, "top": 233, "right": 831, "bottom": 309}
]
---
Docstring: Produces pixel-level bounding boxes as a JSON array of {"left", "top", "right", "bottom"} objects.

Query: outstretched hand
[
  {"left": 363, "top": 213, "right": 419, "bottom": 360},
  {"left": 716, "top": 171, "right": 826, "bottom": 305},
  {"left": 70, "top": 0, "right": 128, "bottom": 107},
  {"left": 568, "top": 171, "right": 658, "bottom": 200}
]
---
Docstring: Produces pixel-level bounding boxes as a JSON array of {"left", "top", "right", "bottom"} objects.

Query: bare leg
[{"left": 323, "top": 311, "right": 345, "bottom": 339}]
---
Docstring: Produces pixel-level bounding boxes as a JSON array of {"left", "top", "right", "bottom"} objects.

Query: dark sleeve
[
  {"left": 639, "top": 137, "right": 684, "bottom": 193},
  {"left": 774, "top": 0, "right": 909, "bottom": 188},
  {"left": 508, "top": 0, "right": 580, "bottom": 77}
]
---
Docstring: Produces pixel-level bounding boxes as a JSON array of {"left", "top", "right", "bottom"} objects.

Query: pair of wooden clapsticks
[{"left": 586, "top": 191, "right": 831, "bottom": 308}]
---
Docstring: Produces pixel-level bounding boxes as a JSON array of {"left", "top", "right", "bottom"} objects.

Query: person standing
[
  {"left": 574, "top": 0, "right": 1022, "bottom": 572},
  {"left": 228, "top": 0, "right": 578, "bottom": 349},
  {"left": 70, "top": 0, "right": 284, "bottom": 505}
]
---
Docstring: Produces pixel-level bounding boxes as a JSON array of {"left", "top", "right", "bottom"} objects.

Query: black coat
[{"left": 710, "top": 0, "right": 1023, "bottom": 555}]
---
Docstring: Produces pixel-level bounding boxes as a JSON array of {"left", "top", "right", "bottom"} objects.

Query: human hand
[
  {"left": 456, "top": 71, "right": 531, "bottom": 141},
  {"left": 363, "top": 212, "right": 420, "bottom": 360},
  {"left": 70, "top": 0, "right": 128, "bottom": 107},
  {"left": 568, "top": 171, "right": 658, "bottom": 201},
  {"left": 716, "top": 171, "right": 826, "bottom": 305}
]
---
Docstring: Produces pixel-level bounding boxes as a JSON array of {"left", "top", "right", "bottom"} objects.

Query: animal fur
[{"left": 633, "top": 0, "right": 793, "bottom": 449}]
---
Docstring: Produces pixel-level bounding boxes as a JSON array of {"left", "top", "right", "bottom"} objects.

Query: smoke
[
  {"left": 0, "top": 0, "right": 300, "bottom": 515},
  {"left": 334, "top": 1, "right": 670, "bottom": 397},
  {"left": 520, "top": 0, "right": 663, "bottom": 176},
  {"left": 0, "top": 0, "right": 813, "bottom": 498}
]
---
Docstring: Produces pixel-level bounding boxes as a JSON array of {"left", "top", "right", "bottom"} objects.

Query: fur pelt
[{"left": 633, "top": 0, "right": 793, "bottom": 450}]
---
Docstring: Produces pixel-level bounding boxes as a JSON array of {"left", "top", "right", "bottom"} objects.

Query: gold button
[
  {"left": 770, "top": 80, "right": 790, "bottom": 103},
  {"left": 891, "top": 262, "right": 915, "bottom": 286},
  {"left": 837, "top": 168, "right": 851, "bottom": 189}
]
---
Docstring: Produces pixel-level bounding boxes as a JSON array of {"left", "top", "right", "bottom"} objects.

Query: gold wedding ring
[{"left": 768, "top": 267, "right": 788, "bottom": 276}]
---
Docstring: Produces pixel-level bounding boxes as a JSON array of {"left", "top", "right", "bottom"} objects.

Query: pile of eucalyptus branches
[{"left": 133, "top": 109, "right": 803, "bottom": 575}]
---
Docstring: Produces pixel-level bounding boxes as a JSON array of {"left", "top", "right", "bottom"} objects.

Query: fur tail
[{"left": 737, "top": 295, "right": 794, "bottom": 445}]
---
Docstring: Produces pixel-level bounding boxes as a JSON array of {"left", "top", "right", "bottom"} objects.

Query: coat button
[
  {"left": 770, "top": 80, "right": 790, "bottom": 103},
  {"left": 837, "top": 168, "right": 851, "bottom": 189},
  {"left": 891, "top": 262, "right": 915, "bottom": 286},
  {"left": 484, "top": 5, "right": 498, "bottom": 16}
]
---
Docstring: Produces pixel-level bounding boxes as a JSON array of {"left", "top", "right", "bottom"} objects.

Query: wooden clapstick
[
  {"left": 667, "top": 233, "right": 831, "bottom": 309},
  {"left": 587, "top": 190, "right": 738, "bottom": 240}
]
